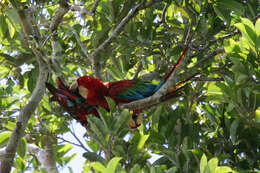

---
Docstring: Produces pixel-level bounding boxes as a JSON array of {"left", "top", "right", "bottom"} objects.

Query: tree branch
[
  {"left": 49, "top": 0, "right": 70, "bottom": 33},
  {"left": 41, "top": 135, "right": 59, "bottom": 173},
  {"left": 0, "top": 7, "right": 49, "bottom": 173},
  {"left": 0, "top": 56, "right": 48, "bottom": 173},
  {"left": 0, "top": 144, "right": 58, "bottom": 173},
  {"left": 67, "top": 24, "right": 91, "bottom": 61},
  {"left": 69, "top": 0, "right": 100, "bottom": 17},
  {"left": 119, "top": 48, "right": 225, "bottom": 110}
]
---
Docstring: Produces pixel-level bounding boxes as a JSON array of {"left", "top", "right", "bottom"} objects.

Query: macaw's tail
[
  {"left": 160, "top": 83, "right": 188, "bottom": 102},
  {"left": 46, "top": 82, "right": 78, "bottom": 101},
  {"left": 45, "top": 82, "right": 60, "bottom": 101},
  {"left": 164, "top": 46, "right": 189, "bottom": 81},
  {"left": 161, "top": 70, "right": 201, "bottom": 102},
  {"left": 56, "top": 77, "right": 69, "bottom": 91}
]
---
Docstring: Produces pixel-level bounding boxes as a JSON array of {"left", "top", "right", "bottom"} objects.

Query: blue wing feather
[{"left": 109, "top": 80, "right": 161, "bottom": 100}]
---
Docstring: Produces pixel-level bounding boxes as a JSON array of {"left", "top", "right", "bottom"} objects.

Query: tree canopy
[{"left": 0, "top": 0, "right": 260, "bottom": 172}]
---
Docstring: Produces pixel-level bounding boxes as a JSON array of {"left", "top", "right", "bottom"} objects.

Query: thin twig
[
  {"left": 57, "top": 136, "right": 87, "bottom": 149},
  {"left": 66, "top": 24, "right": 91, "bottom": 60},
  {"left": 69, "top": 124, "right": 89, "bottom": 152}
]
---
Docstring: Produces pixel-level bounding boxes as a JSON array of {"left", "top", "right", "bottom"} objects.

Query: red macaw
[{"left": 46, "top": 45, "right": 192, "bottom": 128}]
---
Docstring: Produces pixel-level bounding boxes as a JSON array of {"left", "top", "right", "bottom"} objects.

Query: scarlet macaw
[{"left": 46, "top": 45, "right": 192, "bottom": 128}]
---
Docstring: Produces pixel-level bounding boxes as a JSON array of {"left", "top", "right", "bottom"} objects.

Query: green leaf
[
  {"left": 137, "top": 133, "right": 149, "bottom": 150},
  {"left": 215, "top": 166, "right": 234, "bottom": 173},
  {"left": 113, "top": 109, "right": 131, "bottom": 134},
  {"left": 152, "top": 106, "right": 162, "bottom": 132},
  {"left": 0, "top": 131, "right": 11, "bottom": 147},
  {"left": 88, "top": 116, "right": 107, "bottom": 145},
  {"left": 167, "top": 167, "right": 179, "bottom": 173},
  {"left": 200, "top": 154, "right": 207, "bottom": 173},
  {"left": 129, "top": 164, "right": 141, "bottom": 173},
  {"left": 16, "top": 155, "right": 26, "bottom": 171},
  {"left": 5, "top": 8, "right": 21, "bottom": 28},
  {"left": 206, "top": 82, "right": 223, "bottom": 96},
  {"left": 83, "top": 152, "right": 107, "bottom": 165},
  {"left": 256, "top": 35, "right": 260, "bottom": 49},
  {"left": 6, "top": 18, "right": 15, "bottom": 38},
  {"left": 86, "top": 139, "right": 99, "bottom": 153},
  {"left": 109, "top": 65, "right": 124, "bottom": 80},
  {"left": 68, "top": 166, "right": 73, "bottom": 173},
  {"left": 105, "top": 96, "right": 116, "bottom": 113},
  {"left": 56, "top": 143, "right": 73, "bottom": 156},
  {"left": 235, "top": 73, "right": 248, "bottom": 85},
  {"left": 241, "top": 18, "right": 255, "bottom": 31},
  {"left": 27, "top": 68, "right": 38, "bottom": 93},
  {"left": 213, "top": 4, "right": 231, "bottom": 25},
  {"left": 0, "top": 53, "right": 17, "bottom": 66},
  {"left": 105, "top": 157, "right": 122, "bottom": 173},
  {"left": 255, "top": 18, "right": 260, "bottom": 36},
  {"left": 63, "top": 153, "right": 77, "bottom": 164},
  {"left": 91, "top": 162, "right": 106, "bottom": 173},
  {"left": 203, "top": 104, "right": 218, "bottom": 124},
  {"left": 230, "top": 119, "right": 240, "bottom": 145},
  {"left": 235, "top": 18, "right": 256, "bottom": 48},
  {"left": 17, "top": 138, "right": 27, "bottom": 158},
  {"left": 217, "top": 0, "right": 244, "bottom": 15},
  {"left": 40, "top": 168, "right": 48, "bottom": 173},
  {"left": 112, "top": 145, "right": 125, "bottom": 157},
  {"left": 150, "top": 166, "right": 164, "bottom": 173},
  {"left": 2, "top": 121, "right": 16, "bottom": 130},
  {"left": 0, "top": 14, "right": 7, "bottom": 39},
  {"left": 208, "top": 157, "right": 218, "bottom": 173}
]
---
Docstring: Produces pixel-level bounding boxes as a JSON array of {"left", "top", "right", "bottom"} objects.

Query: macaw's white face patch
[
  {"left": 70, "top": 81, "right": 88, "bottom": 99},
  {"left": 78, "top": 85, "right": 88, "bottom": 99}
]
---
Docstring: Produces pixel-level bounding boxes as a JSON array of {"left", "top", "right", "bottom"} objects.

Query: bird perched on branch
[{"left": 46, "top": 41, "right": 196, "bottom": 128}]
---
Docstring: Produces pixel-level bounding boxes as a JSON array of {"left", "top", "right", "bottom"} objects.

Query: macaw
[
  {"left": 46, "top": 44, "right": 193, "bottom": 128},
  {"left": 45, "top": 78, "right": 99, "bottom": 126}
]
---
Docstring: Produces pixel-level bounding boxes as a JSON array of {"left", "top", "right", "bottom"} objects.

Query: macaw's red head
[
  {"left": 69, "top": 75, "right": 109, "bottom": 107},
  {"left": 70, "top": 76, "right": 103, "bottom": 99}
]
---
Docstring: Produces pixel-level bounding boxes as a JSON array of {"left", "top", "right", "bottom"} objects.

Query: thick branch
[
  {"left": 49, "top": 1, "right": 72, "bottom": 76},
  {"left": 0, "top": 7, "right": 49, "bottom": 173},
  {"left": 49, "top": 0, "right": 70, "bottom": 33},
  {"left": 41, "top": 135, "right": 59, "bottom": 173},
  {"left": 0, "top": 56, "right": 48, "bottom": 173},
  {"left": 0, "top": 144, "right": 58, "bottom": 173},
  {"left": 70, "top": 0, "right": 100, "bottom": 16}
]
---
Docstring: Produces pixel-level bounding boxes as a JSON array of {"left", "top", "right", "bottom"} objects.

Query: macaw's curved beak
[{"left": 69, "top": 81, "right": 78, "bottom": 90}]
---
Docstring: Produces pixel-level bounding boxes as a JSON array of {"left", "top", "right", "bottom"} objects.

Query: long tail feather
[
  {"left": 56, "top": 77, "right": 69, "bottom": 91},
  {"left": 164, "top": 18, "right": 202, "bottom": 81},
  {"left": 164, "top": 46, "right": 189, "bottom": 81},
  {"left": 161, "top": 84, "right": 188, "bottom": 102},
  {"left": 45, "top": 82, "right": 77, "bottom": 101}
]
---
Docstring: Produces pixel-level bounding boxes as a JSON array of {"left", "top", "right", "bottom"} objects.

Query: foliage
[{"left": 0, "top": 0, "right": 260, "bottom": 172}]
